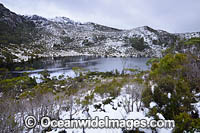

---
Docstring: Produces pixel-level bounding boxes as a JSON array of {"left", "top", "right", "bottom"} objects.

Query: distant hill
[{"left": 0, "top": 3, "right": 200, "bottom": 63}]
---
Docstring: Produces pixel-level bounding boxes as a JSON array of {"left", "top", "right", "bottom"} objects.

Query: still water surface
[{"left": 14, "top": 56, "right": 150, "bottom": 80}]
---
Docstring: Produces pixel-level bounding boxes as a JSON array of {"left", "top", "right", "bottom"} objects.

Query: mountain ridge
[{"left": 0, "top": 3, "right": 200, "bottom": 63}]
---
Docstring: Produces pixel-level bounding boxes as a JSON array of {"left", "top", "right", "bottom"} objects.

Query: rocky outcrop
[{"left": 0, "top": 3, "right": 200, "bottom": 62}]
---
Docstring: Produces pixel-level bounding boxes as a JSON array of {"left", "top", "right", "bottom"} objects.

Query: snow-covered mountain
[
  {"left": 1, "top": 3, "right": 200, "bottom": 62},
  {"left": 26, "top": 16, "right": 177, "bottom": 57}
]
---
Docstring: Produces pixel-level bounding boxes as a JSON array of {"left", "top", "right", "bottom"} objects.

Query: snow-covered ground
[
  {"left": 1, "top": 15, "right": 200, "bottom": 62},
  {"left": 23, "top": 86, "right": 174, "bottom": 133}
]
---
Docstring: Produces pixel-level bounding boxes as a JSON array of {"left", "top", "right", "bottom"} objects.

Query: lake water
[{"left": 13, "top": 56, "right": 150, "bottom": 81}]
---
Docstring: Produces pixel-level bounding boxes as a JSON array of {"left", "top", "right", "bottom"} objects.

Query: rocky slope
[{"left": 0, "top": 3, "right": 200, "bottom": 63}]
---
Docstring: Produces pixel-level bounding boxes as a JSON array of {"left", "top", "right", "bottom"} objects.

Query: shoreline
[{"left": 12, "top": 50, "right": 155, "bottom": 63}]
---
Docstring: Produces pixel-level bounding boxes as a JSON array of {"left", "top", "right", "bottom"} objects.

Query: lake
[{"left": 13, "top": 56, "right": 150, "bottom": 81}]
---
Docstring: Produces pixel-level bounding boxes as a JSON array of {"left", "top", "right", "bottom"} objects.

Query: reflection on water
[{"left": 13, "top": 56, "right": 150, "bottom": 81}]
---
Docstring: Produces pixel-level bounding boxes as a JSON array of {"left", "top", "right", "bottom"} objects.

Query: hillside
[{"left": 0, "top": 3, "right": 200, "bottom": 63}]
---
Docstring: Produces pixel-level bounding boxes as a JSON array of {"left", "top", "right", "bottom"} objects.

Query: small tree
[
  {"left": 142, "top": 53, "right": 200, "bottom": 131},
  {"left": 129, "top": 37, "right": 149, "bottom": 51},
  {"left": 123, "top": 82, "right": 144, "bottom": 113}
]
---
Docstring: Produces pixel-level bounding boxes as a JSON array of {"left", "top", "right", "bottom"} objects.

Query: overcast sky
[{"left": 0, "top": 0, "right": 200, "bottom": 33}]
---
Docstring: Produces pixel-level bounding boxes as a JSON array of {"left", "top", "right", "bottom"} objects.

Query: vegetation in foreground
[{"left": 0, "top": 38, "right": 200, "bottom": 133}]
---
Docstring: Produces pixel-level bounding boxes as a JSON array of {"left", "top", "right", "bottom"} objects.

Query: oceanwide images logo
[{"left": 24, "top": 115, "right": 175, "bottom": 129}]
